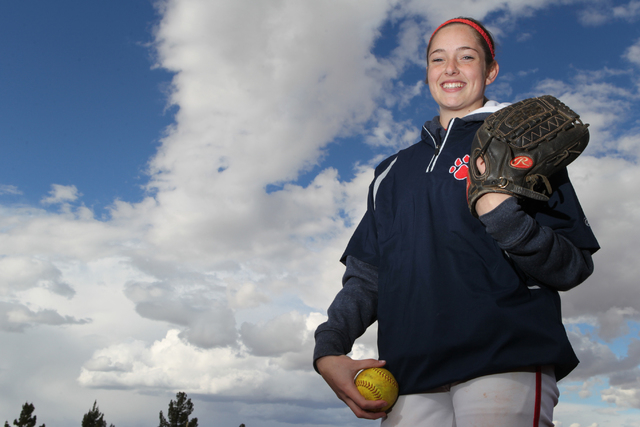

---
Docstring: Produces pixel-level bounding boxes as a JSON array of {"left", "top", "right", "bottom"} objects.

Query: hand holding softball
[
  {"left": 316, "top": 355, "right": 390, "bottom": 419},
  {"left": 355, "top": 367, "right": 399, "bottom": 412}
]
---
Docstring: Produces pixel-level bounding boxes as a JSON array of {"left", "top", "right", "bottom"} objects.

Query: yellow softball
[{"left": 354, "top": 367, "right": 399, "bottom": 412}]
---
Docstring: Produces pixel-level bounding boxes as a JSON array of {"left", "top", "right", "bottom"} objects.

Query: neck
[{"left": 438, "top": 97, "right": 488, "bottom": 128}]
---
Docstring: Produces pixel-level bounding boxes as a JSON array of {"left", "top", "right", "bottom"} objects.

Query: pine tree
[
  {"left": 4, "top": 402, "right": 44, "bottom": 427},
  {"left": 158, "top": 392, "right": 198, "bottom": 427},
  {"left": 81, "top": 401, "right": 114, "bottom": 427}
]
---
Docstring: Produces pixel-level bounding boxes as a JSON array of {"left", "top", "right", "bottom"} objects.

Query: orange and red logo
[{"left": 510, "top": 156, "right": 534, "bottom": 169}]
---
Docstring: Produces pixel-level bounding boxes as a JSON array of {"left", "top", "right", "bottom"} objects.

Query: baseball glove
[{"left": 467, "top": 95, "right": 589, "bottom": 217}]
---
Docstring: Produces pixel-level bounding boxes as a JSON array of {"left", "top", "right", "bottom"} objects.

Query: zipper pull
[{"left": 426, "top": 144, "right": 440, "bottom": 173}]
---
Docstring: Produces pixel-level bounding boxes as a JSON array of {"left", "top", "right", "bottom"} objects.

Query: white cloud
[
  {"left": 578, "top": 1, "right": 640, "bottom": 26},
  {"left": 55, "top": 0, "right": 401, "bottom": 413},
  {"left": 613, "top": 1, "right": 640, "bottom": 21},
  {"left": 578, "top": 8, "right": 610, "bottom": 26},
  {"left": 566, "top": 328, "right": 640, "bottom": 381},
  {"left": 0, "top": 184, "right": 21, "bottom": 195},
  {"left": 0, "top": 256, "right": 66, "bottom": 295},
  {"left": 554, "top": 64, "right": 640, "bottom": 412},
  {"left": 517, "top": 69, "right": 640, "bottom": 346},
  {"left": 364, "top": 108, "right": 421, "bottom": 148},
  {"left": 124, "top": 280, "right": 237, "bottom": 347},
  {"left": 2, "top": 1, "right": 640, "bottom": 426},
  {"left": 227, "top": 282, "right": 270, "bottom": 309},
  {"left": 561, "top": 155, "right": 640, "bottom": 321},
  {"left": 0, "top": 301, "right": 89, "bottom": 332},
  {"left": 624, "top": 39, "right": 640, "bottom": 67},
  {"left": 602, "top": 387, "right": 640, "bottom": 409},
  {"left": 553, "top": 400, "right": 640, "bottom": 427},
  {"left": 517, "top": 32, "right": 533, "bottom": 42},
  {"left": 240, "top": 311, "right": 306, "bottom": 356},
  {"left": 597, "top": 308, "right": 639, "bottom": 342},
  {"left": 78, "top": 322, "right": 331, "bottom": 404},
  {"left": 41, "top": 184, "right": 81, "bottom": 205}
]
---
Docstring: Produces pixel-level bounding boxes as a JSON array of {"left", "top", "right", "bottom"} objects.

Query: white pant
[{"left": 381, "top": 367, "right": 558, "bottom": 427}]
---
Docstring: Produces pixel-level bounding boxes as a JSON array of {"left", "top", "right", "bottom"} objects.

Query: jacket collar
[
  {"left": 421, "top": 100, "right": 511, "bottom": 145},
  {"left": 462, "top": 100, "right": 511, "bottom": 122}
]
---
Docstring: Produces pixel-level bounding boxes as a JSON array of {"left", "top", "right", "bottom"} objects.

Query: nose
[{"left": 445, "top": 59, "right": 459, "bottom": 75}]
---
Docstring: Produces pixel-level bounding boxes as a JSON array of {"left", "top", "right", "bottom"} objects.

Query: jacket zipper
[{"left": 425, "top": 118, "right": 455, "bottom": 173}]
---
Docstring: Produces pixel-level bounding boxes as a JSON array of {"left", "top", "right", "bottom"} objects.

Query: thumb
[{"left": 354, "top": 359, "right": 386, "bottom": 372}]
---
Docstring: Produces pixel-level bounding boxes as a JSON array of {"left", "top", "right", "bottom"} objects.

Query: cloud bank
[{"left": 2, "top": 0, "right": 640, "bottom": 426}]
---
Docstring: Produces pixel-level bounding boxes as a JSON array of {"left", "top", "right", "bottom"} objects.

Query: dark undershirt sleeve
[
  {"left": 479, "top": 197, "right": 594, "bottom": 291},
  {"left": 313, "top": 256, "right": 378, "bottom": 372}
]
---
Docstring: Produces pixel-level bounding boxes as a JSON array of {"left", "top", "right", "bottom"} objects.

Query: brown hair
[{"left": 427, "top": 17, "right": 497, "bottom": 69}]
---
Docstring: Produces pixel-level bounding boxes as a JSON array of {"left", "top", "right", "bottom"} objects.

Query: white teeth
[{"left": 442, "top": 82, "right": 464, "bottom": 88}]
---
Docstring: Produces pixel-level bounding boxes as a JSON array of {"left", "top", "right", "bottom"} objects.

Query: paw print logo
[{"left": 449, "top": 155, "right": 470, "bottom": 180}]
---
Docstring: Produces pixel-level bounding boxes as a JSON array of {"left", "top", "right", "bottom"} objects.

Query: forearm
[
  {"left": 479, "top": 197, "right": 594, "bottom": 291},
  {"left": 313, "top": 256, "right": 378, "bottom": 371}
]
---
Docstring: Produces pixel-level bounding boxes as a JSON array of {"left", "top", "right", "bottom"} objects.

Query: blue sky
[
  {"left": 0, "top": 1, "right": 174, "bottom": 212},
  {"left": 4, "top": 2, "right": 638, "bottom": 211},
  {"left": 1, "top": 1, "right": 640, "bottom": 427}
]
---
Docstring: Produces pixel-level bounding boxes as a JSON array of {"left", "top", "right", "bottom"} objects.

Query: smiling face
[{"left": 427, "top": 23, "right": 499, "bottom": 127}]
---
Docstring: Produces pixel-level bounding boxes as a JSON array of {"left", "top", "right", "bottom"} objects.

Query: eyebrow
[{"left": 429, "top": 46, "right": 479, "bottom": 57}]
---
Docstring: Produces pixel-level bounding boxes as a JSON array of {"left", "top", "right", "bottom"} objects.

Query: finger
[
  {"left": 476, "top": 156, "right": 486, "bottom": 174},
  {"left": 353, "top": 358, "right": 386, "bottom": 372},
  {"left": 345, "top": 382, "right": 380, "bottom": 410},
  {"left": 358, "top": 397, "right": 389, "bottom": 413},
  {"left": 344, "top": 397, "right": 388, "bottom": 420}
]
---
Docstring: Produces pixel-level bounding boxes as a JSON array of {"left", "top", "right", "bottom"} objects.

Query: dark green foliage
[
  {"left": 158, "top": 392, "right": 198, "bottom": 427},
  {"left": 81, "top": 401, "right": 114, "bottom": 427},
  {"left": 4, "top": 402, "right": 44, "bottom": 427}
]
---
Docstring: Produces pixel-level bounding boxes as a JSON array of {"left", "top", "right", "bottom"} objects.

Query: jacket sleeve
[
  {"left": 479, "top": 196, "right": 594, "bottom": 291},
  {"left": 313, "top": 256, "right": 378, "bottom": 372}
]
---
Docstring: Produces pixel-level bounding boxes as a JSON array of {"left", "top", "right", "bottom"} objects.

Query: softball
[{"left": 354, "top": 367, "right": 399, "bottom": 412}]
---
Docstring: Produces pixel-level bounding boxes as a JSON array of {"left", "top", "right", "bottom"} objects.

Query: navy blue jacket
[{"left": 314, "top": 106, "right": 599, "bottom": 395}]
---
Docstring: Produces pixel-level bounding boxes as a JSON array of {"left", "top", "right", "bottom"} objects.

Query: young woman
[{"left": 313, "top": 17, "right": 599, "bottom": 426}]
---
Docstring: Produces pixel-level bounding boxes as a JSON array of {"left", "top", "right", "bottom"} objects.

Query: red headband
[{"left": 429, "top": 18, "right": 495, "bottom": 59}]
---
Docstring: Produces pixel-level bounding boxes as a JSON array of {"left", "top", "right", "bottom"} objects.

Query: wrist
[
  {"left": 315, "top": 354, "right": 346, "bottom": 376},
  {"left": 475, "top": 193, "right": 513, "bottom": 216}
]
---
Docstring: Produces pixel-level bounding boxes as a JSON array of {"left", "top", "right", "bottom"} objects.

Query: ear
[{"left": 485, "top": 62, "right": 499, "bottom": 85}]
